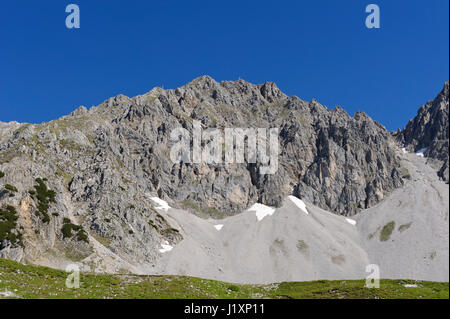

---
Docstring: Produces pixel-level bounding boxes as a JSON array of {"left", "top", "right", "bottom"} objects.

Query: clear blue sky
[{"left": 0, "top": 0, "right": 448, "bottom": 130}]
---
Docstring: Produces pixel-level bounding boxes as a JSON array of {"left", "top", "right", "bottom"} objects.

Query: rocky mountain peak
[
  {"left": 259, "top": 81, "right": 285, "bottom": 103},
  {"left": 69, "top": 105, "right": 88, "bottom": 117},
  {"left": 185, "top": 75, "right": 219, "bottom": 91},
  {"left": 395, "top": 81, "right": 449, "bottom": 181},
  {"left": 3, "top": 77, "right": 447, "bottom": 272}
]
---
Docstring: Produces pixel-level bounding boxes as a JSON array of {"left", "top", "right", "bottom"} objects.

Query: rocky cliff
[
  {"left": 0, "top": 77, "right": 445, "bottom": 272},
  {"left": 395, "top": 82, "right": 449, "bottom": 182}
]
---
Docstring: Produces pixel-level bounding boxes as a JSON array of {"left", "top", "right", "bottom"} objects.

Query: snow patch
[
  {"left": 151, "top": 197, "right": 171, "bottom": 211},
  {"left": 214, "top": 224, "right": 224, "bottom": 231},
  {"left": 404, "top": 284, "right": 418, "bottom": 288},
  {"left": 247, "top": 203, "right": 276, "bottom": 221},
  {"left": 159, "top": 241, "right": 173, "bottom": 253},
  {"left": 0, "top": 289, "right": 17, "bottom": 298},
  {"left": 345, "top": 218, "right": 357, "bottom": 226},
  {"left": 416, "top": 148, "right": 427, "bottom": 157},
  {"left": 288, "top": 195, "right": 309, "bottom": 215}
]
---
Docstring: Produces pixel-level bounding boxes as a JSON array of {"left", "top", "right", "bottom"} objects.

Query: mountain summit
[{"left": 395, "top": 82, "right": 449, "bottom": 182}]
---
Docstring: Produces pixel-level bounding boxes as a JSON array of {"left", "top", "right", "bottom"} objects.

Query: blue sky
[{"left": 0, "top": 0, "right": 448, "bottom": 130}]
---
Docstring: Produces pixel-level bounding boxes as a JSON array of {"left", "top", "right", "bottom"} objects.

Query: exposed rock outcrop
[{"left": 395, "top": 82, "right": 449, "bottom": 182}]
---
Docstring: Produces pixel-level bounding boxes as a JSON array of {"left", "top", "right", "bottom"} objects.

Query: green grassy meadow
[{"left": 0, "top": 258, "right": 448, "bottom": 299}]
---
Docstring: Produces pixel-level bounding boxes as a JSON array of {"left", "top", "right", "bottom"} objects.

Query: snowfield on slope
[
  {"left": 149, "top": 152, "right": 448, "bottom": 284},
  {"left": 288, "top": 196, "right": 309, "bottom": 214},
  {"left": 150, "top": 197, "right": 171, "bottom": 211},
  {"left": 159, "top": 241, "right": 173, "bottom": 253},
  {"left": 247, "top": 203, "right": 276, "bottom": 221}
]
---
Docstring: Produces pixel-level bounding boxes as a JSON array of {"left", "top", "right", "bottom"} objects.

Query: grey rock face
[
  {"left": 0, "top": 76, "right": 419, "bottom": 270},
  {"left": 395, "top": 82, "right": 449, "bottom": 182},
  {"left": 102, "top": 76, "right": 403, "bottom": 217}
]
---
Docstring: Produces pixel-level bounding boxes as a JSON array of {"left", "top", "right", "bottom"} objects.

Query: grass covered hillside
[{"left": 0, "top": 258, "right": 448, "bottom": 299}]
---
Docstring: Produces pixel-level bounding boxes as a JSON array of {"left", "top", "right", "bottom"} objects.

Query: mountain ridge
[{"left": 0, "top": 77, "right": 448, "bottom": 280}]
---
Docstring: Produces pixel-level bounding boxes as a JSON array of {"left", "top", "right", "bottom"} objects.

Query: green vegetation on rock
[
  {"left": 181, "top": 199, "right": 228, "bottom": 219},
  {"left": 31, "top": 178, "right": 57, "bottom": 224},
  {"left": 62, "top": 218, "right": 89, "bottom": 243},
  {"left": 34, "top": 178, "right": 56, "bottom": 204},
  {"left": 4, "top": 184, "right": 18, "bottom": 193},
  {"left": 0, "top": 206, "right": 23, "bottom": 247},
  {"left": 380, "top": 221, "right": 396, "bottom": 242},
  {"left": 398, "top": 222, "right": 412, "bottom": 232}
]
